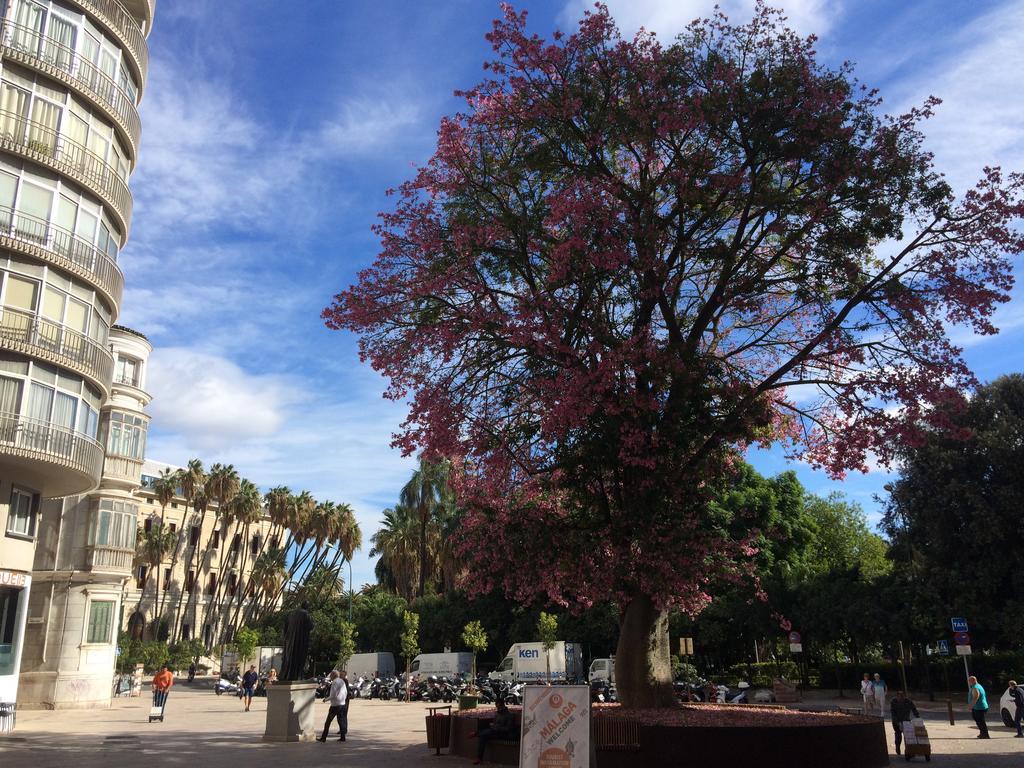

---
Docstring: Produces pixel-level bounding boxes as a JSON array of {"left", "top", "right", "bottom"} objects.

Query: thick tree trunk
[{"left": 615, "top": 593, "right": 676, "bottom": 708}]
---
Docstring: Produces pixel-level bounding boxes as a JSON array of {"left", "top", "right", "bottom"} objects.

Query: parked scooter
[
  {"left": 715, "top": 681, "right": 750, "bottom": 704},
  {"left": 214, "top": 677, "right": 239, "bottom": 696}
]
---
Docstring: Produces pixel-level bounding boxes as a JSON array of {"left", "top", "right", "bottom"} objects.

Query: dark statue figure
[{"left": 279, "top": 602, "right": 313, "bottom": 682}]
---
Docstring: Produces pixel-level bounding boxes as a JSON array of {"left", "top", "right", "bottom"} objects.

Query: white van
[
  {"left": 346, "top": 652, "right": 395, "bottom": 680},
  {"left": 489, "top": 642, "right": 584, "bottom": 683},
  {"left": 589, "top": 657, "right": 615, "bottom": 683},
  {"left": 410, "top": 652, "right": 474, "bottom": 678}
]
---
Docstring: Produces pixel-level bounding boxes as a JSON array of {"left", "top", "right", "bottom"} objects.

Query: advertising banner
[{"left": 520, "top": 685, "right": 591, "bottom": 768}]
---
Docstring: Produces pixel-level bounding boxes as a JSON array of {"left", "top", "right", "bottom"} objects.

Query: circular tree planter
[{"left": 446, "top": 704, "right": 889, "bottom": 768}]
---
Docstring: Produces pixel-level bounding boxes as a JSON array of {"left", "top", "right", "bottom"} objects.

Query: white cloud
[
  {"left": 889, "top": 1, "right": 1024, "bottom": 193},
  {"left": 559, "top": 0, "right": 842, "bottom": 39},
  {"left": 144, "top": 353, "right": 416, "bottom": 587},
  {"left": 146, "top": 347, "right": 301, "bottom": 450}
]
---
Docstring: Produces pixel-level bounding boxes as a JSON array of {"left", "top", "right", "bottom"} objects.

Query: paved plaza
[{"left": 3, "top": 683, "right": 1024, "bottom": 767}]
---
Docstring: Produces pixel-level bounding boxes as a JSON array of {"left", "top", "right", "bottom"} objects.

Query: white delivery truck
[
  {"left": 588, "top": 657, "right": 615, "bottom": 683},
  {"left": 409, "top": 652, "right": 474, "bottom": 678},
  {"left": 489, "top": 642, "right": 584, "bottom": 683},
  {"left": 346, "top": 652, "right": 396, "bottom": 680}
]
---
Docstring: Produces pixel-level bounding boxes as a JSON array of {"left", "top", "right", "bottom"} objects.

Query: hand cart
[
  {"left": 149, "top": 688, "right": 170, "bottom": 722},
  {"left": 902, "top": 718, "right": 931, "bottom": 762}
]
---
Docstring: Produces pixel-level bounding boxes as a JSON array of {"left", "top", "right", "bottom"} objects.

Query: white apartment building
[{"left": 0, "top": 0, "right": 154, "bottom": 727}]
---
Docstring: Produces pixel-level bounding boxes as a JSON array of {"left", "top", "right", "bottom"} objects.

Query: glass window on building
[
  {"left": 91, "top": 498, "right": 138, "bottom": 549},
  {"left": 105, "top": 410, "right": 147, "bottom": 459},
  {"left": 115, "top": 356, "right": 138, "bottom": 386},
  {"left": 6, "top": 487, "right": 37, "bottom": 537},
  {"left": 85, "top": 599, "right": 113, "bottom": 644}
]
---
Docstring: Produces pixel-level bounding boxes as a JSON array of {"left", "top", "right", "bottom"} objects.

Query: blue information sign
[
  {"left": 951, "top": 617, "right": 969, "bottom": 633},
  {"left": 937, "top": 640, "right": 950, "bottom": 656}
]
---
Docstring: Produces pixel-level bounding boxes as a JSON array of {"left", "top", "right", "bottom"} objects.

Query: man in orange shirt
[{"left": 152, "top": 665, "right": 174, "bottom": 710}]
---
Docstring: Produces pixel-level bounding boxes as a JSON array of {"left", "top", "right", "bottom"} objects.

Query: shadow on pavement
[{"left": 0, "top": 727, "right": 460, "bottom": 768}]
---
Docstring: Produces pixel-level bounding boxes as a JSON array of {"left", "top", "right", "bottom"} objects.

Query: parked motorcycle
[{"left": 214, "top": 677, "right": 239, "bottom": 696}]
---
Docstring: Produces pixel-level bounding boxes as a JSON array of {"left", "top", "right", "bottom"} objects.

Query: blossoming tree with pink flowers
[{"left": 324, "top": 4, "right": 1024, "bottom": 707}]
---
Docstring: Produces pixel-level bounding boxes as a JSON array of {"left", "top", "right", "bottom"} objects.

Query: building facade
[
  {"left": 123, "top": 463, "right": 280, "bottom": 649},
  {"left": 0, "top": 0, "right": 154, "bottom": 725},
  {"left": 18, "top": 324, "right": 150, "bottom": 709}
]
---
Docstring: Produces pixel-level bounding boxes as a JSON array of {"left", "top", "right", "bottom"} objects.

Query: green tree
[
  {"left": 337, "top": 621, "right": 358, "bottom": 672},
  {"left": 538, "top": 611, "right": 558, "bottom": 684},
  {"left": 233, "top": 627, "right": 260, "bottom": 666},
  {"left": 400, "top": 459, "right": 453, "bottom": 598},
  {"left": 152, "top": 468, "right": 182, "bottom": 632},
  {"left": 353, "top": 588, "right": 407, "bottom": 653},
  {"left": 171, "top": 459, "right": 206, "bottom": 641},
  {"left": 401, "top": 610, "right": 420, "bottom": 699},
  {"left": 136, "top": 522, "right": 176, "bottom": 638},
  {"left": 462, "top": 620, "right": 488, "bottom": 687},
  {"left": 884, "top": 375, "right": 1024, "bottom": 648}
]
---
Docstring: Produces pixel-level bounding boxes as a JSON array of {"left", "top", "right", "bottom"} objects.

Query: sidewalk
[
  {"left": 0, "top": 685, "right": 452, "bottom": 768},
  {"left": 3, "top": 684, "right": 1024, "bottom": 767}
]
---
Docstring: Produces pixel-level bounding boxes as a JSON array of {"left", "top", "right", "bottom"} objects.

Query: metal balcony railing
[
  {"left": 0, "top": 108, "right": 133, "bottom": 234},
  {"left": 76, "top": 0, "right": 149, "bottom": 83},
  {"left": 0, "top": 19, "right": 142, "bottom": 151},
  {"left": 0, "top": 409, "right": 104, "bottom": 482},
  {"left": 0, "top": 306, "right": 114, "bottom": 392},
  {"left": 0, "top": 205, "right": 123, "bottom": 310}
]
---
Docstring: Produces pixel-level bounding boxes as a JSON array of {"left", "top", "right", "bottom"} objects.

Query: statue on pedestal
[{"left": 280, "top": 601, "right": 313, "bottom": 682}]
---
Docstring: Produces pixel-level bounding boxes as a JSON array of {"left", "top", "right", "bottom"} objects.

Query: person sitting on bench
[{"left": 472, "top": 698, "right": 516, "bottom": 764}]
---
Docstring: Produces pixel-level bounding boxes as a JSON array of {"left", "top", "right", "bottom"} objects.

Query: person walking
[
  {"left": 187, "top": 662, "right": 197, "bottom": 682},
  {"left": 890, "top": 690, "right": 920, "bottom": 755},
  {"left": 471, "top": 697, "right": 515, "bottom": 765},
  {"left": 872, "top": 673, "right": 888, "bottom": 717},
  {"left": 1009, "top": 680, "right": 1024, "bottom": 737},
  {"left": 860, "top": 673, "right": 875, "bottom": 715},
  {"left": 968, "top": 675, "right": 990, "bottom": 738},
  {"left": 152, "top": 665, "right": 174, "bottom": 710},
  {"left": 241, "top": 665, "right": 259, "bottom": 712},
  {"left": 317, "top": 670, "right": 349, "bottom": 742}
]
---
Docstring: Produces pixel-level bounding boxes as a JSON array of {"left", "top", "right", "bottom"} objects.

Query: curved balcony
[
  {"left": 76, "top": 0, "right": 149, "bottom": 85},
  {"left": 117, "top": 0, "right": 155, "bottom": 35},
  {"left": 0, "top": 206, "right": 123, "bottom": 312},
  {"left": 0, "top": 411, "right": 104, "bottom": 497},
  {"left": 0, "top": 109, "right": 133, "bottom": 236},
  {"left": 0, "top": 306, "right": 114, "bottom": 395},
  {"left": 86, "top": 544, "right": 134, "bottom": 574},
  {"left": 102, "top": 453, "right": 143, "bottom": 488},
  {"left": 0, "top": 19, "right": 142, "bottom": 154}
]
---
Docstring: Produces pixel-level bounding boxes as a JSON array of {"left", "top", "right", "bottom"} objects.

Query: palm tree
[
  {"left": 400, "top": 459, "right": 452, "bottom": 597},
  {"left": 240, "top": 486, "right": 290, "bottom": 625},
  {"left": 170, "top": 459, "right": 206, "bottom": 641},
  {"left": 174, "top": 486, "right": 208, "bottom": 642},
  {"left": 135, "top": 520, "right": 176, "bottom": 638},
  {"left": 260, "top": 490, "right": 316, "bottom": 616},
  {"left": 224, "top": 479, "right": 264, "bottom": 631},
  {"left": 370, "top": 504, "right": 420, "bottom": 600},
  {"left": 151, "top": 468, "right": 182, "bottom": 632},
  {"left": 201, "top": 463, "right": 240, "bottom": 645},
  {"left": 249, "top": 547, "right": 287, "bottom": 608}
]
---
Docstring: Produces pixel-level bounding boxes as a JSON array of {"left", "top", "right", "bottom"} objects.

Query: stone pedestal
[{"left": 263, "top": 682, "right": 318, "bottom": 742}]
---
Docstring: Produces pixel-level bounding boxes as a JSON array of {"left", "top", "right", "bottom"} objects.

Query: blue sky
[{"left": 122, "top": 0, "right": 1024, "bottom": 590}]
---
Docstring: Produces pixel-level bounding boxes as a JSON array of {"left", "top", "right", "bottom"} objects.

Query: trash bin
[{"left": 425, "top": 705, "right": 452, "bottom": 755}]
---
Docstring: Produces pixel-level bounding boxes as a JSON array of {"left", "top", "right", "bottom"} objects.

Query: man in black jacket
[{"left": 891, "top": 689, "right": 921, "bottom": 755}]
